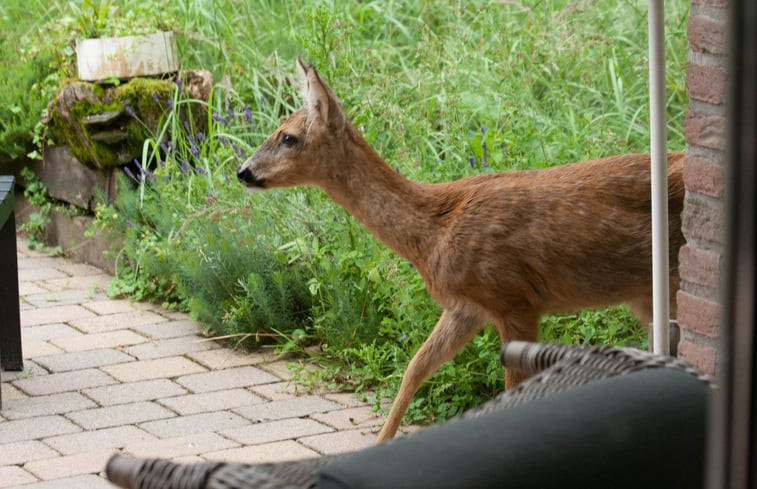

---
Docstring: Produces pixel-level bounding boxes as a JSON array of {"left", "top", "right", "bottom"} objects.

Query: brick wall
[{"left": 677, "top": 0, "right": 729, "bottom": 374}]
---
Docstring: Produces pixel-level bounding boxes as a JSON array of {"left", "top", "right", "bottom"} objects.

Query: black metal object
[{"left": 0, "top": 175, "right": 23, "bottom": 407}]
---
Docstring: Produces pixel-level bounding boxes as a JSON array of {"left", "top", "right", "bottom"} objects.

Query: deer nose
[
  {"left": 237, "top": 164, "right": 254, "bottom": 183},
  {"left": 237, "top": 164, "right": 266, "bottom": 188}
]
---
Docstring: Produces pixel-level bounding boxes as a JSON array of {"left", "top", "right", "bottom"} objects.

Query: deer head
[{"left": 237, "top": 57, "right": 348, "bottom": 190}]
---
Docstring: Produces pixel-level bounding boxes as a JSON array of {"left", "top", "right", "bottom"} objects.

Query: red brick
[
  {"left": 684, "top": 154, "right": 725, "bottom": 198},
  {"left": 681, "top": 195, "right": 726, "bottom": 245},
  {"left": 688, "top": 15, "right": 728, "bottom": 55},
  {"left": 677, "top": 291, "right": 721, "bottom": 338},
  {"left": 686, "top": 63, "right": 727, "bottom": 105},
  {"left": 677, "top": 338, "right": 717, "bottom": 375},
  {"left": 679, "top": 245, "right": 722, "bottom": 289},
  {"left": 684, "top": 110, "right": 728, "bottom": 151}
]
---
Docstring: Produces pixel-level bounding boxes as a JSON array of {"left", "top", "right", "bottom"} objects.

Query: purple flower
[
  {"left": 125, "top": 105, "right": 135, "bottom": 117},
  {"left": 188, "top": 134, "right": 196, "bottom": 145},
  {"left": 180, "top": 158, "right": 188, "bottom": 174},
  {"left": 151, "top": 92, "right": 160, "bottom": 105},
  {"left": 212, "top": 112, "right": 229, "bottom": 126},
  {"left": 160, "top": 141, "right": 171, "bottom": 153},
  {"left": 133, "top": 159, "right": 155, "bottom": 180},
  {"left": 182, "top": 120, "right": 190, "bottom": 132},
  {"left": 124, "top": 166, "right": 138, "bottom": 181},
  {"left": 232, "top": 143, "right": 247, "bottom": 158},
  {"left": 197, "top": 131, "right": 205, "bottom": 143},
  {"left": 190, "top": 146, "right": 200, "bottom": 157},
  {"left": 196, "top": 166, "right": 208, "bottom": 175},
  {"left": 174, "top": 77, "right": 183, "bottom": 91},
  {"left": 218, "top": 135, "right": 229, "bottom": 145},
  {"left": 226, "top": 107, "right": 234, "bottom": 119},
  {"left": 166, "top": 98, "right": 174, "bottom": 110},
  {"left": 243, "top": 106, "right": 252, "bottom": 123},
  {"left": 125, "top": 218, "right": 134, "bottom": 228},
  {"left": 481, "top": 140, "right": 488, "bottom": 152},
  {"left": 211, "top": 155, "right": 218, "bottom": 164},
  {"left": 469, "top": 158, "right": 475, "bottom": 168}
]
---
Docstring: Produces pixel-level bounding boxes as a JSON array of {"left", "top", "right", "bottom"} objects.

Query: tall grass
[
  {"left": 0, "top": 0, "right": 70, "bottom": 161},
  {"left": 90, "top": 0, "right": 690, "bottom": 423}
]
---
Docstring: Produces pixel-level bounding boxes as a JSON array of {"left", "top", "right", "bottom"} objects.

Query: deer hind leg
[
  {"left": 628, "top": 280, "right": 679, "bottom": 328},
  {"left": 493, "top": 314, "right": 539, "bottom": 389},
  {"left": 628, "top": 296, "right": 654, "bottom": 327},
  {"left": 628, "top": 279, "right": 680, "bottom": 350},
  {"left": 376, "top": 308, "right": 484, "bottom": 443}
]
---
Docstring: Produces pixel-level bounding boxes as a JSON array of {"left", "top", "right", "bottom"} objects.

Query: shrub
[
  {"left": 0, "top": 1, "right": 61, "bottom": 162},
  {"left": 0, "top": 0, "right": 178, "bottom": 163}
]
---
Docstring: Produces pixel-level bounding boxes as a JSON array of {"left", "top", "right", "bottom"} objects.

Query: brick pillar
[{"left": 677, "top": 0, "right": 729, "bottom": 374}]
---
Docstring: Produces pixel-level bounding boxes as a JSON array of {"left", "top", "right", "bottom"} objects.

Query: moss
[{"left": 46, "top": 77, "right": 205, "bottom": 169}]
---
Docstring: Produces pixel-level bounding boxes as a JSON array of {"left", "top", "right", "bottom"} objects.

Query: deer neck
[{"left": 318, "top": 129, "right": 437, "bottom": 266}]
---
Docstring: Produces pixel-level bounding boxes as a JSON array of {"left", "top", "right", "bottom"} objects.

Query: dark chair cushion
[{"left": 317, "top": 368, "right": 708, "bottom": 489}]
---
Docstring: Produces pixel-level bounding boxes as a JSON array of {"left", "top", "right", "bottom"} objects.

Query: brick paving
[{"left": 0, "top": 238, "right": 419, "bottom": 488}]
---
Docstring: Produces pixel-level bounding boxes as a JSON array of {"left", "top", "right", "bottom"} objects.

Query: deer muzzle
[{"left": 237, "top": 163, "right": 267, "bottom": 190}]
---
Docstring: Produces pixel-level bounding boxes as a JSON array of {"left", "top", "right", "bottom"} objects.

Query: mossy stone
[{"left": 47, "top": 77, "right": 205, "bottom": 169}]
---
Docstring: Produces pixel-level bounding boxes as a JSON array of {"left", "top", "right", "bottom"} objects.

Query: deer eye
[{"left": 280, "top": 133, "right": 298, "bottom": 148}]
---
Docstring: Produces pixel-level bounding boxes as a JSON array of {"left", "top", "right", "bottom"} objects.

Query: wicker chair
[{"left": 106, "top": 341, "right": 715, "bottom": 489}]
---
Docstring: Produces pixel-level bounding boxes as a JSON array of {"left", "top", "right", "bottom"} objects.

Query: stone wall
[{"left": 677, "top": 0, "right": 729, "bottom": 374}]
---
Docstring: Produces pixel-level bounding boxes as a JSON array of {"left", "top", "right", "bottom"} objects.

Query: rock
[
  {"left": 90, "top": 129, "right": 129, "bottom": 144},
  {"left": 81, "top": 109, "right": 124, "bottom": 126},
  {"left": 184, "top": 69, "right": 213, "bottom": 103},
  {"left": 46, "top": 75, "right": 207, "bottom": 169}
]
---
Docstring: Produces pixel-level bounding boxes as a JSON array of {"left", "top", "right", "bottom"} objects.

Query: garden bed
[{"left": 2, "top": 146, "right": 120, "bottom": 273}]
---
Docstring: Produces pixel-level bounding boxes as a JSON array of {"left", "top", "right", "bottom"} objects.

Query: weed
[{"left": 19, "top": 167, "right": 53, "bottom": 250}]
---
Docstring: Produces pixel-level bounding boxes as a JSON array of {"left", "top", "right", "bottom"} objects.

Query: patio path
[{"left": 1, "top": 237, "right": 409, "bottom": 488}]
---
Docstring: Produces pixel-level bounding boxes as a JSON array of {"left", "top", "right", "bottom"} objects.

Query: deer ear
[{"left": 296, "top": 56, "right": 344, "bottom": 129}]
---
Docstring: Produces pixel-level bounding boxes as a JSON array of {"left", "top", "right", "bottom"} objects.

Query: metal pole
[{"left": 648, "top": 0, "right": 670, "bottom": 355}]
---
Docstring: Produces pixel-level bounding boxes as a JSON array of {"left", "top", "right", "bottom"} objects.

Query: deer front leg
[
  {"left": 376, "top": 308, "right": 484, "bottom": 443},
  {"left": 493, "top": 315, "right": 539, "bottom": 389}
]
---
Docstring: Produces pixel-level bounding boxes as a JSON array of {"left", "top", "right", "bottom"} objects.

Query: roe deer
[{"left": 237, "top": 57, "right": 685, "bottom": 443}]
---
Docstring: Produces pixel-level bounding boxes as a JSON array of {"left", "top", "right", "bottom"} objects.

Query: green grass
[
  {"left": 0, "top": 0, "right": 62, "bottom": 162},
  {"left": 4, "top": 0, "right": 689, "bottom": 425}
]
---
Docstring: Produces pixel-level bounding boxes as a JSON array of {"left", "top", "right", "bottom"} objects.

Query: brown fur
[{"left": 237, "top": 57, "right": 685, "bottom": 442}]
